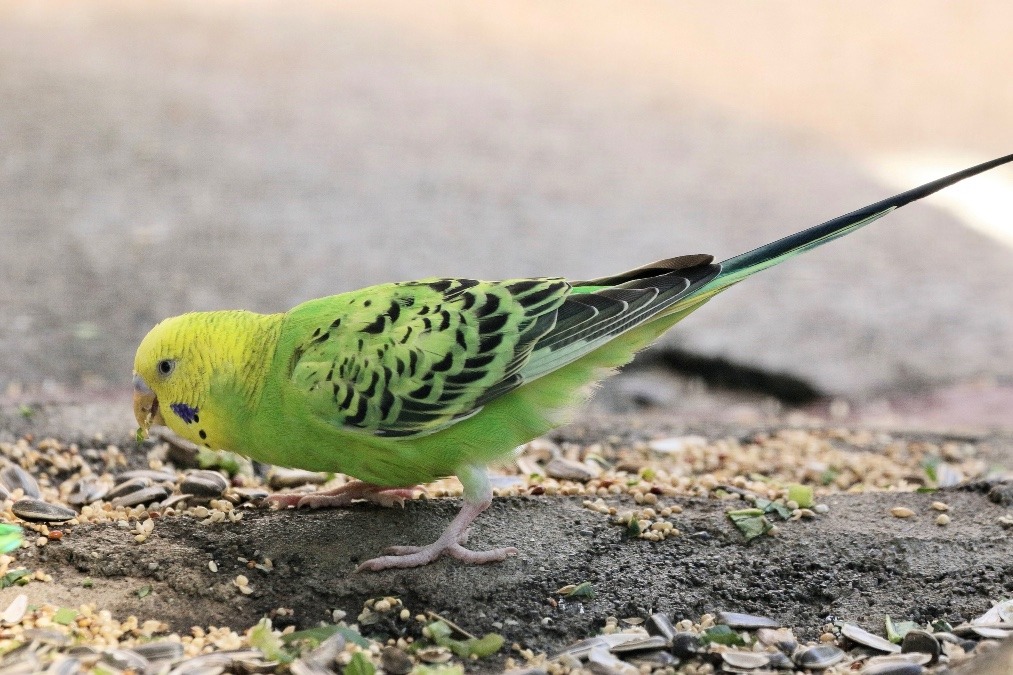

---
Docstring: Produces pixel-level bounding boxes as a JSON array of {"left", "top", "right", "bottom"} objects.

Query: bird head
[
  {"left": 132, "top": 310, "right": 282, "bottom": 446},
  {"left": 132, "top": 313, "right": 211, "bottom": 440}
]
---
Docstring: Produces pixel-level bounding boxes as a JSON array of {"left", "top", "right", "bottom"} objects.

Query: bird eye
[{"left": 156, "top": 359, "right": 176, "bottom": 376}]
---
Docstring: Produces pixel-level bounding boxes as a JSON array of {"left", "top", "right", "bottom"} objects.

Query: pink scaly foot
[
  {"left": 357, "top": 466, "right": 517, "bottom": 572},
  {"left": 268, "top": 480, "right": 419, "bottom": 509}
]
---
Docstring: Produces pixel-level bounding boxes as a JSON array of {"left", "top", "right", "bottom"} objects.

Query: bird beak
[{"left": 132, "top": 373, "right": 163, "bottom": 439}]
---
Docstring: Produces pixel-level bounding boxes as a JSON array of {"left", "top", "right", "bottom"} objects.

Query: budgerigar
[{"left": 133, "top": 154, "right": 1013, "bottom": 571}]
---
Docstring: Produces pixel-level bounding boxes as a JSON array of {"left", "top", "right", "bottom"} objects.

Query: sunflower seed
[
  {"left": 159, "top": 494, "right": 193, "bottom": 509},
  {"left": 267, "top": 468, "right": 327, "bottom": 489},
  {"left": 44, "top": 657, "right": 81, "bottom": 675},
  {"left": 757, "top": 627, "right": 798, "bottom": 654},
  {"left": 1, "top": 466, "right": 41, "bottom": 499},
  {"left": 767, "top": 651, "right": 793, "bottom": 669},
  {"left": 24, "top": 628, "right": 70, "bottom": 647},
  {"left": 181, "top": 471, "right": 229, "bottom": 498},
  {"left": 900, "top": 630, "right": 939, "bottom": 662},
  {"left": 112, "top": 485, "right": 170, "bottom": 508},
  {"left": 229, "top": 488, "right": 270, "bottom": 504},
  {"left": 793, "top": 645, "right": 846, "bottom": 670},
  {"left": 669, "top": 632, "right": 702, "bottom": 659},
  {"left": 132, "top": 640, "right": 185, "bottom": 661},
  {"left": 12, "top": 498, "right": 75, "bottom": 523},
  {"left": 117, "top": 469, "right": 177, "bottom": 484},
  {"left": 0, "top": 646, "right": 40, "bottom": 675},
  {"left": 625, "top": 650, "right": 679, "bottom": 668},
  {"left": 105, "top": 477, "right": 152, "bottom": 501},
  {"left": 100, "top": 649, "right": 149, "bottom": 671},
  {"left": 717, "top": 611, "right": 780, "bottom": 629}
]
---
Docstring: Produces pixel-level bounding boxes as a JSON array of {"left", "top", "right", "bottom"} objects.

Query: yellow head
[{"left": 132, "top": 310, "right": 281, "bottom": 449}]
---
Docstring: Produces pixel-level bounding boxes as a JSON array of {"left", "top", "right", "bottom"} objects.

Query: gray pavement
[{"left": 2, "top": 0, "right": 1012, "bottom": 401}]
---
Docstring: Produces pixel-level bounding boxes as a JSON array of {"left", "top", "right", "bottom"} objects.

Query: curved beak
[{"left": 132, "top": 372, "right": 163, "bottom": 438}]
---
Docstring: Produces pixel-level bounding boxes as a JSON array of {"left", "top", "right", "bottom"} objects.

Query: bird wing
[
  {"left": 288, "top": 277, "right": 569, "bottom": 438},
  {"left": 288, "top": 256, "right": 719, "bottom": 439}
]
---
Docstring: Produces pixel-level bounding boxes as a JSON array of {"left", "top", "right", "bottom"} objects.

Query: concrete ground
[{"left": 1, "top": 0, "right": 1012, "bottom": 416}]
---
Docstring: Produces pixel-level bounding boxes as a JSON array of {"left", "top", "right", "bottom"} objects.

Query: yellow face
[
  {"left": 132, "top": 314, "right": 212, "bottom": 442},
  {"left": 132, "top": 309, "right": 280, "bottom": 449}
]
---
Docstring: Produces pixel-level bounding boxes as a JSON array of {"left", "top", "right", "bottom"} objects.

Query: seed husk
[
  {"left": 842, "top": 623, "right": 901, "bottom": 653},
  {"left": 609, "top": 636, "right": 669, "bottom": 653},
  {"left": 66, "top": 477, "right": 108, "bottom": 506},
  {"left": 647, "top": 612, "right": 676, "bottom": 642},
  {"left": 721, "top": 651, "right": 770, "bottom": 669},
  {"left": 587, "top": 645, "right": 638, "bottom": 675},
  {"left": 290, "top": 657, "right": 334, "bottom": 675},
  {"left": 379, "top": 646, "right": 413, "bottom": 675},
  {"left": 0, "top": 595, "right": 27, "bottom": 625},
  {"left": 545, "top": 456, "right": 599, "bottom": 481},
  {"left": 860, "top": 655, "right": 926, "bottom": 674}
]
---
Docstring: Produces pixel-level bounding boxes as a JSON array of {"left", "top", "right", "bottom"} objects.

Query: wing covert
[{"left": 289, "top": 277, "right": 569, "bottom": 437}]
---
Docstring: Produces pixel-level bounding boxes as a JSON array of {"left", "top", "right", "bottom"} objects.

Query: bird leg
[
  {"left": 268, "top": 479, "right": 419, "bottom": 509},
  {"left": 356, "top": 465, "right": 517, "bottom": 572}
]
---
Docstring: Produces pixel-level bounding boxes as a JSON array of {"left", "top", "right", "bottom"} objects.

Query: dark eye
[{"left": 156, "top": 359, "right": 176, "bottom": 376}]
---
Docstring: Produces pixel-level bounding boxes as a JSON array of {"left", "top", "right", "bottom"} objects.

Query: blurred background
[{"left": 1, "top": 0, "right": 1011, "bottom": 430}]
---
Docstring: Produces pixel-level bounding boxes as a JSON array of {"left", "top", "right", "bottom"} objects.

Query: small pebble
[{"left": 936, "top": 514, "right": 950, "bottom": 526}]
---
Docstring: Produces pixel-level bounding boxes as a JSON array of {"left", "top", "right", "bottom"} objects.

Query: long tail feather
[{"left": 698, "top": 153, "right": 1013, "bottom": 295}]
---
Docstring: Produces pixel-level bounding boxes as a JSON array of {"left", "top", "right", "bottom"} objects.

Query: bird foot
[
  {"left": 357, "top": 541, "right": 518, "bottom": 572},
  {"left": 268, "top": 482, "right": 418, "bottom": 509}
]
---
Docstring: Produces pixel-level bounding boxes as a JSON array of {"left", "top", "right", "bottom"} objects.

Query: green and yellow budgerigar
[{"left": 133, "top": 154, "right": 1013, "bottom": 571}]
